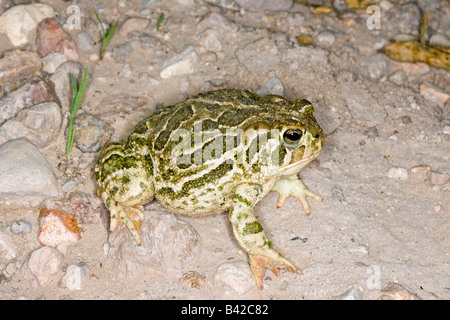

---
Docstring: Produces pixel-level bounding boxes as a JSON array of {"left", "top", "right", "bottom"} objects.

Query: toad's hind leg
[
  {"left": 94, "top": 142, "right": 154, "bottom": 245},
  {"left": 230, "top": 184, "right": 302, "bottom": 289}
]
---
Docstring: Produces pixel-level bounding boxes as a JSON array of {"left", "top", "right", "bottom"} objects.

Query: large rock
[
  {"left": 0, "top": 102, "right": 62, "bottom": 147},
  {"left": 108, "top": 202, "right": 202, "bottom": 278},
  {"left": 0, "top": 4, "right": 55, "bottom": 46},
  {"left": 0, "top": 50, "right": 42, "bottom": 98},
  {"left": 0, "top": 139, "right": 60, "bottom": 207},
  {"left": 0, "top": 76, "right": 55, "bottom": 125},
  {"left": 36, "top": 18, "right": 78, "bottom": 61}
]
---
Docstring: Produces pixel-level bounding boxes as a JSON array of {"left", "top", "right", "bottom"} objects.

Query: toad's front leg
[{"left": 229, "top": 184, "right": 302, "bottom": 290}]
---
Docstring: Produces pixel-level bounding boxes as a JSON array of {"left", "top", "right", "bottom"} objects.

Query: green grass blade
[
  {"left": 102, "top": 19, "right": 119, "bottom": 53},
  {"left": 69, "top": 73, "right": 78, "bottom": 108},
  {"left": 93, "top": 9, "right": 105, "bottom": 37}
]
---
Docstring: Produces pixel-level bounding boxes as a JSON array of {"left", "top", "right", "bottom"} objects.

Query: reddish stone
[{"left": 36, "top": 18, "right": 78, "bottom": 61}]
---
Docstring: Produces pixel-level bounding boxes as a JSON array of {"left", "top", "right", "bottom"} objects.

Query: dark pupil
[{"left": 284, "top": 130, "right": 302, "bottom": 143}]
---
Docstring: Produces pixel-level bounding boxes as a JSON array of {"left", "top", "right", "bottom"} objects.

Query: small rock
[
  {"left": 0, "top": 227, "right": 16, "bottom": 262},
  {"left": 401, "top": 115, "right": 412, "bottom": 124},
  {"left": 0, "top": 50, "right": 42, "bottom": 98},
  {"left": 10, "top": 219, "right": 32, "bottom": 235},
  {"left": 360, "top": 54, "right": 389, "bottom": 80},
  {"left": 214, "top": 261, "right": 254, "bottom": 294},
  {"left": 410, "top": 165, "right": 430, "bottom": 174},
  {"left": 108, "top": 202, "right": 201, "bottom": 278},
  {"left": 197, "top": 12, "right": 238, "bottom": 33},
  {"left": 387, "top": 167, "right": 408, "bottom": 180},
  {"left": 235, "top": 0, "right": 293, "bottom": 12},
  {"left": 60, "top": 263, "right": 88, "bottom": 290},
  {"left": 429, "top": 34, "right": 450, "bottom": 48},
  {"left": 332, "top": 284, "right": 363, "bottom": 300},
  {"left": 0, "top": 140, "right": 60, "bottom": 207},
  {"left": 398, "top": 3, "right": 421, "bottom": 34},
  {"left": 428, "top": 171, "right": 449, "bottom": 186},
  {"left": 76, "top": 32, "right": 95, "bottom": 52},
  {"left": 287, "top": 13, "right": 305, "bottom": 28},
  {"left": 315, "top": 31, "right": 336, "bottom": 48},
  {"left": 160, "top": 46, "right": 198, "bottom": 79},
  {"left": 331, "top": 185, "right": 348, "bottom": 204},
  {"left": 42, "top": 52, "right": 68, "bottom": 74},
  {"left": 73, "top": 113, "right": 114, "bottom": 153},
  {"left": 0, "top": 4, "right": 55, "bottom": 46},
  {"left": 194, "top": 28, "right": 222, "bottom": 54},
  {"left": 0, "top": 101, "right": 62, "bottom": 147},
  {"left": 36, "top": 18, "right": 78, "bottom": 61},
  {"left": 420, "top": 82, "right": 449, "bottom": 108},
  {"left": 388, "top": 70, "right": 407, "bottom": 85},
  {"left": 23, "top": 246, "right": 61, "bottom": 287},
  {"left": 112, "top": 42, "right": 133, "bottom": 63},
  {"left": 0, "top": 76, "right": 55, "bottom": 125},
  {"left": 61, "top": 178, "right": 76, "bottom": 193},
  {"left": 378, "top": 283, "right": 420, "bottom": 300},
  {"left": 363, "top": 127, "right": 378, "bottom": 140},
  {"left": 49, "top": 61, "right": 83, "bottom": 111},
  {"left": 443, "top": 125, "right": 450, "bottom": 135},
  {"left": 119, "top": 17, "right": 150, "bottom": 37},
  {"left": 256, "top": 77, "right": 285, "bottom": 97},
  {"left": 38, "top": 208, "right": 83, "bottom": 251}
]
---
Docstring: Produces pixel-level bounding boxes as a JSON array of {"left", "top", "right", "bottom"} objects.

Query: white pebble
[
  {"left": 387, "top": 167, "right": 408, "bottom": 180},
  {"left": 61, "top": 264, "right": 88, "bottom": 290}
]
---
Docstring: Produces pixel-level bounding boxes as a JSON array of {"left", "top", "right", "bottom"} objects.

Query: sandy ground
[{"left": 0, "top": 0, "right": 448, "bottom": 300}]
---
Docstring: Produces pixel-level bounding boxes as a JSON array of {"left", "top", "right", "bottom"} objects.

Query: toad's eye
[{"left": 283, "top": 129, "right": 303, "bottom": 147}]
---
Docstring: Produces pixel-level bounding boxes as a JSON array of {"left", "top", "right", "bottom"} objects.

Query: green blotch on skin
[
  {"left": 243, "top": 221, "right": 263, "bottom": 235},
  {"left": 235, "top": 194, "right": 252, "bottom": 207}
]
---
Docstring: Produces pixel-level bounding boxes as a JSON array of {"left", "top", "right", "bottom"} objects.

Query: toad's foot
[
  {"left": 230, "top": 183, "right": 303, "bottom": 289},
  {"left": 272, "top": 175, "right": 322, "bottom": 215},
  {"left": 108, "top": 199, "right": 145, "bottom": 245},
  {"left": 249, "top": 252, "right": 302, "bottom": 290}
]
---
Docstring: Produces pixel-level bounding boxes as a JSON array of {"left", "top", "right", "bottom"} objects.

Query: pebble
[
  {"left": 38, "top": 208, "right": 83, "bottom": 252},
  {"left": 419, "top": 82, "right": 449, "bottom": 108},
  {"left": 194, "top": 28, "right": 222, "bottom": 54},
  {"left": 0, "top": 76, "right": 55, "bottom": 125},
  {"left": 36, "top": 18, "right": 78, "bottom": 61},
  {"left": 73, "top": 113, "right": 114, "bottom": 153},
  {"left": 76, "top": 32, "right": 95, "bottom": 52},
  {"left": 22, "top": 246, "right": 61, "bottom": 287},
  {"left": 443, "top": 125, "right": 450, "bottom": 135},
  {"left": 378, "top": 282, "right": 420, "bottom": 300},
  {"left": 213, "top": 261, "right": 254, "bottom": 294},
  {"left": 49, "top": 61, "right": 83, "bottom": 111},
  {"left": 0, "top": 227, "right": 17, "bottom": 262},
  {"left": 0, "top": 101, "right": 63, "bottom": 147},
  {"left": 108, "top": 202, "right": 201, "bottom": 278},
  {"left": 0, "top": 4, "right": 55, "bottom": 46},
  {"left": 112, "top": 42, "right": 133, "bottom": 63},
  {"left": 60, "top": 263, "right": 88, "bottom": 290},
  {"left": 10, "top": 219, "right": 32, "bottom": 235},
  {"left": 332, "top": 284, "right": 363, "bottom": 300},
  {"left": 410, "top": 165, "right": 430, "bottom": 174},
  {"left": 61, "top": 178, "right": 77, "bottom": 193},
  {"left": 386, "top": 167, "right": 408, "bottom": 180},
  {"left": 42, "top": 52, "right": 68, "bottom": 74},
  {"left": 197, "top": 12, "right": 238, "bottom": 33},
  {"left": 331, "top": 185, "right": 348, "bottom": 205},
  {"left": 428, "top": 171, "right": 449, "bottom": 186},
  {"left": 256, "top": 77, "right": 285, "bottom": 97},
  {"left": 119, "top": 17, "right": 150, "bottom": 37},
  {"left": 160, "top": 46, "right": 198, "bottom": 79},
  {"left": 235, "top": 0, "right": 293, "bottom": 12},
  {"left": 388, "top": 70, "right": 407, "bottom": 85},
  {"left": 360, "top": 54, "right": 389, "bottom": 80},
  {"left": 315, "top": 31, "right": 336, "bottom": 48},
  {"left": 398, "top": 3, "right": 421, "bottom": 34},
  {"left": 0, "top": 140, "right": 60, "bottom": 207},
  {"left": 429, "top": 34, "right": 450, "bottom": 48},
  {"left": 0, "top": 50, "right": 42, "bottom": 98}
]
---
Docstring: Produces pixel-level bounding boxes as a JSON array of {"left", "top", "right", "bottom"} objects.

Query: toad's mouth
[{"left": 278, "top": 153, "right": 321, "bottom": 176}]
